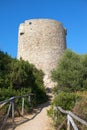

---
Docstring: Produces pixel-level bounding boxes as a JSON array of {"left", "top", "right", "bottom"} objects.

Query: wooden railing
[
  {"left": 0, "top": 93, "right": 34, "bottom": 130},
  {"left": 54, "top": 106, "right": 87, "bottom": 130}
]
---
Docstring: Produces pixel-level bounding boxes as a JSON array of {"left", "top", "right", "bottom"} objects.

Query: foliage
[
  {"left": 51, "top": 49, "right": 87, "bottom": 92},
  {"left": 72, "top": 96, "right": 87, "bottom": 130},
  {"left": 48, "top": 92, "right": 81, "bottom": 117},
  {"left": 52, "top": 92, "right": 81, "bottom": 110},
  {"left": 49, "top": 49, "right": 87, "bottom": 129},
  {"left": 0, "top": 50, "right": 48, "bottom": 107},
  {"left": 47, "top": 92, "right": 81, "bottom": 129},
  {"left": 73, "top": 95, "right": 87, "bottom": 121},
  {"left": 0, "top": 87, "right": 31, "bottom": 101},
  {"left": 0, "top": 51, "right": 12, "bottom": 88},
  {"left": 48, "top": 92, "right": 79, "bottom": 128}
]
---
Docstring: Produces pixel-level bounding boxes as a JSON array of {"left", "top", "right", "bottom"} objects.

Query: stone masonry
[{"left": 17, "top": 19, "right": 66, "bottom": 87}]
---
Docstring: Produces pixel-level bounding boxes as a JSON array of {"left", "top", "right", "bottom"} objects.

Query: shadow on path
[
  {"left": 4, "top": 88, "right": 53, "bottom": 130},
  {"left": 12, "top": 101, "right": 51, "bottom": 130}
]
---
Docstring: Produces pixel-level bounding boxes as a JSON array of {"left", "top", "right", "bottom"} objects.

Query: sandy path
[
  {"left": 15, "top": 89, "right": 54, "bottom": 130},
  {"left": 15, "top": 102, "right": 53, "bottom": 130}
]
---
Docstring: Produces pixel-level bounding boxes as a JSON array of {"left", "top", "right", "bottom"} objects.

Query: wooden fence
[
  {"left": 0, "top": 93, "right": 34, "bottom": 130},
  {"left": 54, "top": 106, "right": 87, "bottom": 130}
]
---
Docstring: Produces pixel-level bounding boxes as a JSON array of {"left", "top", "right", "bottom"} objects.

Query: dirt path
[
  {"left": 14, "top": 89, "right": 54, "bottom": 130},
  {"left": 15, "top": 102, "right": 53, "bottom": 130}
]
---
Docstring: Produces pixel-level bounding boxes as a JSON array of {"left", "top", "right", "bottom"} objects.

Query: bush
[
  {"left": 50, "top": 49, "right": 87, "bottom": 128},
  {"left": 0, "top": 50, "right": 48, "bottom": 115},
  {"left": 47, "top": 92, "right": 81, "bottom": 128},
  {"left": 73, "top": 97, "right": 87, "bottom": 121},
  {"left": 0, "top": 87, "right": 31, "bottom": 101},
  {"left": 52, "top": 92, "right": 81, "bottom": 110},
  {"left": 51, "top": 49, "right": 87, "bottom": 92},
  {"left": 72, "top": 97, "right": 87, "bottom": 130}
]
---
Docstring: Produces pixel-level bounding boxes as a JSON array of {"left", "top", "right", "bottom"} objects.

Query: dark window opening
[
  {"left": 29, "top": 22, "right": 32, "bottom": 25},
  {"left": 20, "top": 32, "right": 24, "bottom": 35}
]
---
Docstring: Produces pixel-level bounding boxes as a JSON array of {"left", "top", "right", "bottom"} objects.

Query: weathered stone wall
[{"left": 17, "top": 19, "right": 66, "bottom": 87}]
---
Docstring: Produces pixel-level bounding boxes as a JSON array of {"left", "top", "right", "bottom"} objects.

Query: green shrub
[
  {"left": 53, "top": 92, "right": 81, "bottom": 110},
  {"left": 51, "top": 49, "right": 87, "bottom": 92},
  {"left": 47, "top": 92, "right": 81, "bottom": 128},
  {"left": 0, "top": 87, "right": 31, "bottom": 101},
  {"left": 0, "top": 50, "right": 48, "bottom": 120},
  {"left": 0, "top": 50, "right": 48, "bottom": 106}
]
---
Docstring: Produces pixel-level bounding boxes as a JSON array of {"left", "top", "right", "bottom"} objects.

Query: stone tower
[{"left": 17, "top": 19, "right": 66, "bottom": 87}]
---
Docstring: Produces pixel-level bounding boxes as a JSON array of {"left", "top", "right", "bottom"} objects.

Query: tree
[
  {"left": 0, "top": 50, "right": 12, "bottom": 88},
  {"left": 80, "top": 54, "right": 87, "bottom": 88},
  {"left": 0, "top": 50, "right": 48, "bottom": 104},
  {"left": 51, "top": 49, "right": 87, "bottom": 92}
]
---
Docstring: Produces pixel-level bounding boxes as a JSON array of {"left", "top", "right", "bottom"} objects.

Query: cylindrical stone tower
[{"left": 17, "top": 19, "right": 66, "bottom": 87}]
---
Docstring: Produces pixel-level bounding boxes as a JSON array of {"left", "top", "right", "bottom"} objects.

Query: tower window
[
  {"left": 20, "top": 32, "right": 24, "bottom": 35},
  {"left": 29, "top": 22, "right": 32, "bottom": 25}
]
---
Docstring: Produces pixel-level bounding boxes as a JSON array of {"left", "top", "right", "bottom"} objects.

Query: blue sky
[{"left": 0, "top": 0, "right": 87, "bottom": 58}]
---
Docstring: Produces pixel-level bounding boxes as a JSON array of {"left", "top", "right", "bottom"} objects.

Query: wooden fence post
[
  {"left": 22, "top": 97, "right": 24, "bottom": 115},
  {"left": 1, "top": 103, "right": 11, "bottom": 130},
  {"left": 11, "top": 100, "right": 15, "bottom": 125},
  {"left": 53, "top": 106, "right": 58, "bottom": 121},
  {"left": 67, "top": 114, "right": 70, "bottom": 130},
  {"left": 67, "top": 115, "right": 78, "bottom": 130},
  {"left": 0, "top": 93, "right": 34, "bottom": 129}
]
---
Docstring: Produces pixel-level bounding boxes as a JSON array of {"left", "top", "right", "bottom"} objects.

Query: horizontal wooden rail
[
  {"left": 0, "top": 93, "right": 34, "bottom": 107},
  {"left": 54, "top": 106, "right": 87, "bottom": 130},
  {"left": 0, "top": 93, "right": 34, "bottom": 130}
]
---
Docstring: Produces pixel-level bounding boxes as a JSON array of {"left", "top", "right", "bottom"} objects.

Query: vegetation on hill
[
  {"left": 48, "top": 49, "right": 87, "bottom": 129},
  {"left": 0, "top": 50, "right": 48, "bottom": 106}
]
